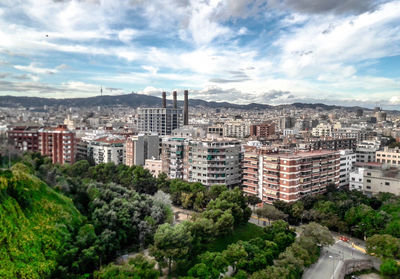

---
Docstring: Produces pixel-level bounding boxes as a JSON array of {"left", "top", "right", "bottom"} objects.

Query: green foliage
[
  {"left": 94, "top": 254, "right": 160, "bottom": 279},
  {"left": 151, "top": 222, "right": 193, "bottom": 275},
  {"left": 206, "top": 223, "right": 266, "bottom": 252},
  {"left": 251, "top": 222, "right": 333, "bottom": 279},
  {"left": 0, "top": 163, "right": 83, "bottom": 279},
  {"left": 366, "top": 234, "right": 400, "bottom": 259},
  {"left": 380, "top": 259, "right": 400, "bottom": 278}
]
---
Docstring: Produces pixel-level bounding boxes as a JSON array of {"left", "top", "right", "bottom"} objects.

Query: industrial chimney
[
  {"left": 173, "top": 91, "right": 177, "bottom": 109},
  {"left": 184, "top": 90, "right": 189, "bottom": 125},
  {"left": 162, "top": 91, "right": 166, "bottom": 108}
]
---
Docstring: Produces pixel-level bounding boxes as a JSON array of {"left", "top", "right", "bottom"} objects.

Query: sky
[{"left": 0, "top": 0, "right": 400, "bottom": 109}]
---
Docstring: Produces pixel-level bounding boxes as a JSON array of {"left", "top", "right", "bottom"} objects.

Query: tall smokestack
[
  {"left": 173, "top": 91, "right": 177, "bottom": 109},
  {"left": 184, "top": 90, "right": 189, "bottom": 125},
  {"left": 162, "top": 91, "right": 166, "bottom": 108}
]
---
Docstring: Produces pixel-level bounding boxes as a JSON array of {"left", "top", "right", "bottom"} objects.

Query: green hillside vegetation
[{"left": 0, "top": 163, "right": 83, "bottom": 278}]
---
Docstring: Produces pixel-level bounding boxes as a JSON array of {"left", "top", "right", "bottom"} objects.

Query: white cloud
[
  {"left": 118, "top": 29, "right": 139, "bottom": 44},
  {"left": 14, "top": 63, "right": 58, "bottom": 75}
]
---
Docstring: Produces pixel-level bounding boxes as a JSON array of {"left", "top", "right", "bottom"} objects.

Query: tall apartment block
[
  {"left": 250, "top": 122, "right": 275, "bottom": 138},
  {"left": 125, "top": 133, "right": 160, "bottom": 166},
  {"left": 7, "top": 125, "right": 40, "bottom": 151},
  {"left": 188, "top": 139, "right": 242, "bottom": 187},
  {"left": 87, "top": 136, "right": 125, "bottom": 165},
  {"left": 161, "top": 137, "right": 189, "bottom": 180},
  {"left": 339, "top": 149, "right": 356, "bottom": 188},
  {"left": 138, "top": 108, "right": 183, "bottom": 135},
  {"left": 243, "top": 146, "right": 340, "bottom": 204},
  {"left": 39, "top": 125, "right": 75, "bottom": 165},
  {"left": 137, "top": 91, "right": 189, "bottom": 135}
]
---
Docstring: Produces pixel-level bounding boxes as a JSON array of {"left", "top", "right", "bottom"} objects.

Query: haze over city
[{"left": 0, "top": 0, "right": 400, "bottom": 109}]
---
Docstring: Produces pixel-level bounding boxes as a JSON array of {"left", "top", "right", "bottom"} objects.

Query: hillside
[
  {"left": 0, "top": 93, "right": 375, "bottom": 111},
  {"left": 0, "top": 163, "right": 83, "bottom": 279}
]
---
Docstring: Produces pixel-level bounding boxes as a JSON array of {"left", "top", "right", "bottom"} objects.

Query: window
[
  {"left": 366, "top": 186, "right": 371, "bottom": 189},
  {"left": 367, "top": 172, "right": 371, "bottom": 176},
  {"left": 385, "top": 182, "right": 390, "bottom": 186},
  {"left": 366, "top": 179, "right": 371, "bottom": 183}
]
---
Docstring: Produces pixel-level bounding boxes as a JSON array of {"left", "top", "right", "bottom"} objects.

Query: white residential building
[
  {"left": 339, "top": 150, "right": 356, "bottom": 187},
  {"left": 312, "top": 123, "right": 332, "bottom": 137},
  {"left": 355, "top": 140, "right": 380, "bottom": 163},
  {"left": 350, "top": 168, "right": 364, "bottom": 191},
  {"left": 87, "top": 135, "right": 125, "bottom": 165}
]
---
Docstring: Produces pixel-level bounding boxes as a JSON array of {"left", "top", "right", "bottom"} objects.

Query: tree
[
  {"left": 380, "top": 259, "right": 400, "bottom": 277},
  {"left": 222, "top": 243, "right": 248, "bottom": 273},
  {"left": 156, "top": 172, "right": 170, "bottom": 192},
  {"left": 366, "top": 234, "right": 400, "bottom": 259},
  {"left": 133, "top": 166, "right": 157, "bottom": 195},
  {"left": 300, "top": 222, "right": 334, "bottom": 246},
  {"left": 247, "top": 195, "right": 262, "bottom": 209},
  {"left": 94, "top": 254, "right": 159, "bottom": 279},
  {"left": 255, "top": 205, "right": 287, "bottom": 225},
  {"left": 151, "top": 223, "right": 193, "bottom": 275}
]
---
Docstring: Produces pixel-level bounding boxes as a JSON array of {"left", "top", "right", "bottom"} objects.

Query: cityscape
[{"left": 1, "top": 1, "right": 400, "bottom": 279}]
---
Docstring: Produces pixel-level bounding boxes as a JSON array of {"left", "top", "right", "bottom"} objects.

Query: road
[{"left": 302, "top": 238, "right": 380, "bottom": 279}]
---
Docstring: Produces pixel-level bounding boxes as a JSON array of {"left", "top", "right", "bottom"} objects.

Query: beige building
[
  {"left": 364, "top": 166, "right": 400, "bottom": 196},
  {"left": 144, "top": 159, "right": 162, "bottom": 177},
  {"left": 376, "top": 147, "right": 400, "bottom": 167}
]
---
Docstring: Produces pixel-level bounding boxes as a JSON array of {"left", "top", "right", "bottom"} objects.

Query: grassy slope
[
  {"left": 206, "top": 223, "right": 266, "bottom": 252},
  {"left": 0, "top": 163, "right": 83, "bottom": 279}
]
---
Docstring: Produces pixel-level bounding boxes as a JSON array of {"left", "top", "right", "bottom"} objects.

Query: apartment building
[
  {"left": 364, "top": 166, "right": 400, "bottom": 196},
  {"left": 223, "top": 121, "right": 250, "bottom": 138},
  {"left": 376, "top": 147, "right": 400, "bottom": 167},
  {"left": 312, "top": 123, "right": 332, "bottom": 137},
  {"left": 207, "top": 125, "right": 224, "bottom": 137},
  {"left": 298, "top": 137, "right": 356, "bottom": 151},
  {"left": 243, "top": 147, "right": 340, "bottom": 204},
  {"left": 161, "top": 137, "right": 189, "bottom": 180},
  {"left": 87, "top": 136, "right": 125, "bottom": 165},
  {"left": 7, "top": 125, "right": 40, "bottom": 152},
  {"left": 250, "top": 122, "right": 276, "bottom": 138},
  {"left": 144, "top": 159, "right": 162, "bottom": 177},
  {"left": 39, "top": 125, "right": 75, "bottom": 165},
  {"left": 125, "top": 133, "right": 159, "bottom": 166},
  {"left": 355, "top": 140, "right": 380, "bottom": 163},
  {"left": 349, "top": 167, "right": 364, "bottom": 191},
  {"left": 137, "top": 108, "right": 183, "bottom": 135},
  {"left": 339, "top": 150, "right": 356, "bottom": 187},
  {"left": 188, "top": 138, "right": 242, "bottom": 187}
]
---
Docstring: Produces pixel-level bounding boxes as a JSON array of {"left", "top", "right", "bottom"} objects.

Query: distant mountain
[{"left": 0, "top": 93, "right": 373, "bottom": 111}]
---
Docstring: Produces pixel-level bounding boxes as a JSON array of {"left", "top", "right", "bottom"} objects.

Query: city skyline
[{"left": 1, "top": 0, "right": 400, "bottom": 109}]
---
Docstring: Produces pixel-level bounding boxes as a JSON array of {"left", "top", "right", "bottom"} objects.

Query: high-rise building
[
  {"left": 87, "top": 136, "right": 125, "bottom": 165},
  {"left": 279, "top": 116, "right": 295, "bottom": 130},
  {"left": 355, "top": 140, "right": 380, "bottom": 163},
  {"left": 138, "top": 107, "right": 183, "bottom": 135},
  {"left": 7, "top": 125, "right": 40, "bottom": 152},
  {"left": 339, "top": 150, "right": 356, "bottom": 188},
  {"left": 39, "top": 125, "right": 75, "bottom": 165},
  {"left": 187, "top": 138, "right": 242, "bottom": 187},
  {"left": 138, "top": 91, "right": 188, "bottom": 135},
  {"left": 250, "top": 122, "right": 275, "bottom": 138},
  {"left": 223, "top": 121, "right": 250, "bottom": 138},
  {"left": 125, "top": 133, "right": 160, "bottom": 166},
  {"left": 161, "top": 137, "right": 189, "bottom": 180},
  {"left": 243, "top": 147, "right": 340, "bottom": 204}
]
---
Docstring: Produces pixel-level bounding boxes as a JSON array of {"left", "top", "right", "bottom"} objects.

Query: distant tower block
[
  {"left": 162, "top": 92, "right": 166, "bottom": 108},
  {"left": 173, "top": 91, "right": 177, "bottom": 109},
  {"left": 184, "top": 90, "right": 189, "bottom": 125}
]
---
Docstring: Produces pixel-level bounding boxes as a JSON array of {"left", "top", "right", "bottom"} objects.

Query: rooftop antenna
[{"left": 100, "top": 86, "right": 103, "bottom": 96}]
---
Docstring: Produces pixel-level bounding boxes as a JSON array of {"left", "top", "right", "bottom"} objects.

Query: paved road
[{"left": 302, "top": 239, "right": 379, "bottom": 279}]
